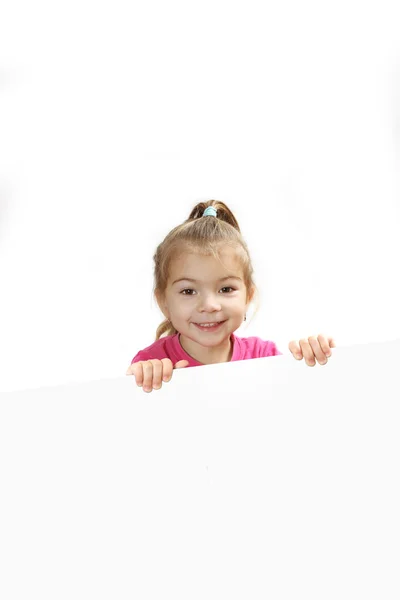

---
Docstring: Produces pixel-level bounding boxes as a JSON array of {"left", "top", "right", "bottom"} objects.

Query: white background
[{"left": 0, "top": 0, "right": 399, "bottom": 392}]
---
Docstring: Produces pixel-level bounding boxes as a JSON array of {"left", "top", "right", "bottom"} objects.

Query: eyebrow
[{"left": 172, "top": 276, "right": 242, "bottom": 285}]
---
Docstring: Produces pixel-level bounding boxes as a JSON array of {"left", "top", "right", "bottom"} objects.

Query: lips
[{"left": 193, "top": 321, "right": 226, "bottom": 332}]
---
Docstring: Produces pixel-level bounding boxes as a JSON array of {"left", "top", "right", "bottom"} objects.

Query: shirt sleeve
[
  {"left": 131, "top": 351, "right": 152, "bottom": 364},
  {"left": 260, "top": 340, "right": 282, "bottom": 357}
]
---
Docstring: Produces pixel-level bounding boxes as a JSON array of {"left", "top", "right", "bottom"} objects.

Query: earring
[{"left": 244, "top": 314, "right": 246, "bottom": 321}]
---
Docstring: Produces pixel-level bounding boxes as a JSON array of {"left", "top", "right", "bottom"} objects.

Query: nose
[{"left": 196, "top": 294, "right": 222, "bottom": 313}]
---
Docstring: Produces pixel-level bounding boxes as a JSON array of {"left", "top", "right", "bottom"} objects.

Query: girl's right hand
[{"left": 126, "top": 358, "right": 190, "bottom": 393}]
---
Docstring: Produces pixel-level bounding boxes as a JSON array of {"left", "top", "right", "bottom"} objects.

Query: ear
[
  {"left": 155, "top": 288, "right": 169, "bottom": 321},
  {"left": 247, "top": 285, "right": 255, "bottom": 304}
]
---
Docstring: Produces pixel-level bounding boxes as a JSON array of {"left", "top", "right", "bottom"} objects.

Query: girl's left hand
[{"left": 288, "top": 334, "right": 336, "bottom": 366}]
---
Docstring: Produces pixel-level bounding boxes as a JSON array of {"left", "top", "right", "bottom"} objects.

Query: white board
[{"left": 0, "top": 339, "right": 399, "bottom": 599}]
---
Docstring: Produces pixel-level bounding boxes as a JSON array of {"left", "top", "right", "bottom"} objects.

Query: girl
[{"left": 126, "top": 200, "right": 335, "bottom": 393}]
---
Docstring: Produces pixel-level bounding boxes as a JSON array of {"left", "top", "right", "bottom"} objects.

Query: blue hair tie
[{"left": 203, "top": 206, "right": 217, "bottom": 218}]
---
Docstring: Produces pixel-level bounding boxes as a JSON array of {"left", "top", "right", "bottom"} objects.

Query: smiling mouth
[{"left": 193, "top": 320, "right": 226, "bottom": 329}]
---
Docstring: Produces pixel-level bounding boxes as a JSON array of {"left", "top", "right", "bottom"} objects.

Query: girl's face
[{"left": 157, "top": 250, "right": 254, "bottom": 363}]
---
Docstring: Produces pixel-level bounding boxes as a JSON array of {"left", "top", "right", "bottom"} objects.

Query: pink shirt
[{"left": 131, "top": 332, "right": 281, "bottom": 367}]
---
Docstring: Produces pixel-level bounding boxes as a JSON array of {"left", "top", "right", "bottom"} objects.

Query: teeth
[{"left": 198, "top": 322, "right": 220, "bottom": 327}]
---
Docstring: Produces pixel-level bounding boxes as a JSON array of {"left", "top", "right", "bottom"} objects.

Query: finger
[
  {"left": 141, "top": 361, "right": 155, "bottom": 392},
  {"left": 151, "top": 360, "right": 164, "bottom": 390},
  {"left": 130, "top": 363, "right": 144, "bottom": 386},
  {"left": 308, "top": 336, "right": 328, "bottom": 365},
  {"left": 174, "top": 360, "right": 190, "bottom": 369},
  {"left": 126, "top": 364, "right": 134, "bottom": 375},
  {"left": 162, "top": 359, "right": 174, "bottom": 382},
  {"left": 317, "top": 334, "right": 336, "bottom": 357},
  {"left": 141, "top": 360, "right": 161, "bottom": 392},
  {"left": 299, "top": 338, "right": 316, "bottom": 366},
  {"left": 288, "top": 340, "right": 303, "bottom": 360}
]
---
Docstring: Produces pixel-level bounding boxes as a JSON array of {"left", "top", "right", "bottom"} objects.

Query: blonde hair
[{"left": 153, "top": 199, "right": 260, "bottom": 340}]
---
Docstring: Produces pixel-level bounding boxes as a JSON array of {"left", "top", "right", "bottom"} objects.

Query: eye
[{"left": 180, "top": 287, "right": 236, "bottom": 295}]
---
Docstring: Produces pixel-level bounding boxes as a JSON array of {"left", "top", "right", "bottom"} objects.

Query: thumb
[{"left": 174, "top": 360, "right": 190, "bottom": 369}]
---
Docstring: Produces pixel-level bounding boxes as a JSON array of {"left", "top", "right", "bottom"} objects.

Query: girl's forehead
[
  {"left": 169, "top": 255, "right": 243, "bottom": 287},
  {"left": 173, "top": 250, "right": 240, "bottom": 270},
  {"left": 173, "top": 266, "right": 239, "bottom": 280}
]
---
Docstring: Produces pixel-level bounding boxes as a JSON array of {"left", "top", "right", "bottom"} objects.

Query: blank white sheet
[{"left": 0, "top": 339, "right": 399, "bottom": 599}]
